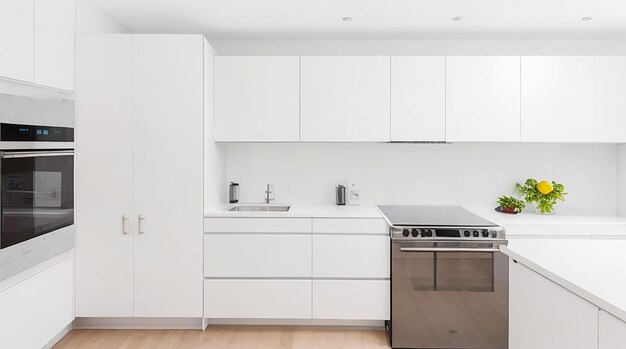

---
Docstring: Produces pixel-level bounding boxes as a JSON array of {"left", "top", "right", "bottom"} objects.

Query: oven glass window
[
  {"left": 1, "top": 154, "right": 74, "bottom": 249},
  {"left": 436, "top": 252, "right": 494, "bottom": 292}
]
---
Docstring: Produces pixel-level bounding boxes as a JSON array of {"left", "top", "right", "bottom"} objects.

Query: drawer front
[
  {"left": 312, "top": 218, "right": 388, "bottom": 235},
  {"left": 312, "top": 235, "right": 390, "bottom": 278},
  {"left": 312, "top": 280, "right": 390, "bottom": 320},
  {"left": 204, "top": 280, "right": 311, "bottom": 319},
  {"left": 205, "top": 217, "right": 311, "bottom": 233},
  {"left": 204, "top": 234, "right": 311, "bottom": 277}
]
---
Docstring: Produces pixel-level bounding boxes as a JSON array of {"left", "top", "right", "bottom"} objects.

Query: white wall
[
  {"left": 618, "top": 145, "right": 626, "bottom": 217},
  {"left": 226, "top": 143, "right": 617, "bottom": 216},
  {"left": 211, "top": 38, "right": 626, "bottom": 56},
  {"left": 77, "top": 0, "right": 130, "bottom": 34}
]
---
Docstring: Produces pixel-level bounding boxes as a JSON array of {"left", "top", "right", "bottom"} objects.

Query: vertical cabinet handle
[
  {"left": 122, "top": 215, "right": 129, "bottom": 235},
  {"left": 138, "top": 214, "right": 146, "bottom": 234}
]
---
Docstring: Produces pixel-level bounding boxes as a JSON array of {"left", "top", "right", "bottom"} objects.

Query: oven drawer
[
  {"left": 312, "top": 235, "right": 389, "bottom": 278},
  {"left": 204, "top": 234, "right": 311, "bottom": 277},
  {"left": 204, "top": 279, "right": 311, "bottom": 319},
  {"left": 312, "top": 280, "right": 389, "bottom": 320}
]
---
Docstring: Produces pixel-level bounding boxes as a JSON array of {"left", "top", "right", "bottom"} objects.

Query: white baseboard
[
  {"left": 42, "top": 323, "right": 73, "bottom": 349},
  {"left": 203, "top": 318, "right": 386, "bottom": 329},
  {"left": 74, "top": 317, "right": 203, "bottom": 330}
]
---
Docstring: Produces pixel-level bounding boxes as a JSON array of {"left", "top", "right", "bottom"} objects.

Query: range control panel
[
  {"left": 390, "top": 226, "right": 506, "bottom": 241},
  {"left": 1, "top": 123, "right": 74, "bottom": 142}
]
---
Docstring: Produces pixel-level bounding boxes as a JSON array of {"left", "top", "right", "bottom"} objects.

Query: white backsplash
[{"left": 225, "top": 142, "right": 617, "bottom": 216}]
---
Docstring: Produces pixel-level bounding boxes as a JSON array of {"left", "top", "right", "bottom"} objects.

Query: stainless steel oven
[
  {"left": 0, "top": 123, "right": 74, "bottom": 249},
  {"left": 378, "top": 205, "right": 508, "bottom": 349}
]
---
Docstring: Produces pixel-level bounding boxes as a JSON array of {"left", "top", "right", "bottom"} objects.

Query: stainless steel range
[{"left": 378, "top": 205, "right": 508, "bottom": 349}]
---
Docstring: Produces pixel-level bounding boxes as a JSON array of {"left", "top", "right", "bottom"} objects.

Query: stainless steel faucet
[{"left": 265, "top": 184, "right": 275, "bottom": 204}]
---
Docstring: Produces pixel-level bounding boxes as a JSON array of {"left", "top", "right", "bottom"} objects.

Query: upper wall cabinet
[
  {"left": 446, "top": 56, "right": 521, "bottom": 142},
  {"left": 214, "top": 56, "right": 300, "bottom": 142},
  {"left": 0, "top": 0, "right": 34, "bottom": 82},
  {"left": 595, "top": 56, "right": 626, "bottom": 143},
  {"left": 390, "top": 56, "right": 445, "bottom": 142},
  {"left": 300, "top": 56, "right": 390, "bottom": 142},
  {"left": 34, "top": 0, "right": 76, "bottom": 91},
  {"left": 521, "top": 56, "right": 594, "bottom": 142},
  {"left": 0, "top": 0, "right": 74, "bottom": 91}
]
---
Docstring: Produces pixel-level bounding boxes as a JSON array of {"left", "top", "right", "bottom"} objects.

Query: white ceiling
[{"left": 90, "top": 0, "right": 626, "bottom": 40}]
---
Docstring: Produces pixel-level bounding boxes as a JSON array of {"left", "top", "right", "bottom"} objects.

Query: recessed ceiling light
[
  {"left": 582, "top": 16, "right": 593, "bottom": 21},
  {"left": 452, "top": 16, "right": 463, "bottom": 21},
  {"left": 342, "top": 17, "right": 352, "bottom": 22}
]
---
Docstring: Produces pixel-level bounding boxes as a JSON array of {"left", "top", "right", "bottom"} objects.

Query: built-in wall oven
[
  {"left": 378, "top": 205, "right": 508, "bottom": 349},
  {"left": 0, "top": 123, "right": 74, "bottom": 249}
]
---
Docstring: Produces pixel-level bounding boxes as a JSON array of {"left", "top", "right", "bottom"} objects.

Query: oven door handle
[
  {"left": 399, "top": 247, "right": 501, "bottom": 253},
  {"left": 1, "top": 150, "right": 74, "bottom": 159}
]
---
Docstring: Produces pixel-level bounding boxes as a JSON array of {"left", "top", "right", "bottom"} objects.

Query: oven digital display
[{"left": 435, "top": 229, "right": 461, "bottom": 238}]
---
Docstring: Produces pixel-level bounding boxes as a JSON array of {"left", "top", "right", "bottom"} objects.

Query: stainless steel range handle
[
  {"left": 400, "top": 247, "right": 501, "bottom": 253},
  {"left": 1, "top": 150, "right": 74, "bottom": 158}
]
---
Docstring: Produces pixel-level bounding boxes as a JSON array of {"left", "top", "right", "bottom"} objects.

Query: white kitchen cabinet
[
  {"left": 0, "top": 0, "right": 34, "bottom": 82},
  {"left": 312, "top": 280, "right": 389, "bottom": 320},
  {"left": 509, "top": 259, "right": 598, "bottom": 349},
  {"left": 204, "top": 280, "right": 312, "bottom": 319},
  {"left": 0, "top": 256, "right": 74, "bottom": 349},
  {"left": 300, "top": 56, "right": 390, "bottom": 141},
  {"left": 599, "top": 310, "right": 626, "bottom": 349},
  {"left": 312, "top": 235, "right": 389, "bottom": 278},
  {"left": 132, "top": 35, "right": 204, "bottom": 317},
  {"left": 204, "top": 234, "right": 312, "bottom": 277},
  {"left": 391, "top": 56, "right": 446, "bottom": 141},
  {"left": 595, "top": 56, "right": 626, "bottom": 143},
  {"left": 34, "top": 0, "right": 75, "bottom": 90},
  {"left": 76, "top": 34, "right": 208, "bottom": 318},
  {"left": 446, "top": 56, "right": 521, "bottom": 142},
  {"left": 75, "top": 34, "right": 135, "bottom": 317},
  {"left": 521, "top": 56, "right": 594, "bottom": 142},
  {"left": 204, "top": 217, "right": 311, "bottom": 233},
  {"left": 214, "top": 56, "right": 300, "bottom": 141},
  {"left": 311, "top": 218, "right": 388, "bottom": 235}
]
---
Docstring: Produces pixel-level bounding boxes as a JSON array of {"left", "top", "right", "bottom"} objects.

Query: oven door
[
  {"left": 391, "top": 241, "right": 508, "bottom": 349},
  {"left": 0, "top": 151, "right": 74, "bottom": 249}
]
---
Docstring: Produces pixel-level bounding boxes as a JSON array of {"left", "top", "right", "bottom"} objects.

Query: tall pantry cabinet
[{"left": 75, "top": 34, "right": 210, "bottom": 318}]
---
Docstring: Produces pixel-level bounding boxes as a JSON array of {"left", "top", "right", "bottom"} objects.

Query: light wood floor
[{"left": 53, "top": 326, "right": 391, "bottom": 349}]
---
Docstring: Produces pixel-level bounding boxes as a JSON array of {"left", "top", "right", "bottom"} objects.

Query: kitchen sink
[{"left": 228, "top": 205, "right": 291, "bottom": 212}]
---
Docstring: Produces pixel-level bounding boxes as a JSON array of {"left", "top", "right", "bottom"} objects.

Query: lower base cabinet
[
  {"left": 204, "top": 280, "right": 312, "bottom": 319},
  {"left": 0, "top": 257, "right": 74, "bottom": 349},
  {"left": 510, "top": 259, "right": 599, "bottom": 349},
  {"left": 312, "top": 280, "right": 389, "bottom": 320},
  {"left": 600, "top": 310, "right": 626, "bottom": 349}
]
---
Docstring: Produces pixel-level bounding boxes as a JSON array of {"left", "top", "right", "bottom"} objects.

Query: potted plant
[
  {"left": 497, "top": 196, "right": 526, "bottom": 214},
  {"left": 516, "top": 179, "right": 567, "bottom": 214}
]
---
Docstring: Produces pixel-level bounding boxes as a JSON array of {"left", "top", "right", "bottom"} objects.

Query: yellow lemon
[{"left": 536, "top": 181, "right": 553, "bottom": 195}]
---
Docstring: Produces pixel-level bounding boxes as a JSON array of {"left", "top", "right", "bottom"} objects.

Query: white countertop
[
  {"left": 205, "top": 204, "right": 384, "bottom": 219},
  {"left": 467, "top": 207, "right": 626, "bottom": 237},
  {"left": 502, "top": 238, "right": 626, "bottom": 323}
]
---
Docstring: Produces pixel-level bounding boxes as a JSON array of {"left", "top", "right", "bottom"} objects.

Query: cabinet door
[
  {"left": 34, "top": 0, "right": 75, "bottom": 91},
  {"left": 599, "top": 310, "right": 626, "bottom": 349},
  {"left": 132, "top": 35, "right": 204, "bottom": 317},
  {"left": 75, "top": 35, "right": 134, "bottom": 317},
  {"left": 312, "top": 280, "right": 389, "bottom": 320},
  {"left": 521, "top": 56, "right": 594, "bottom": 142},
  {"left": 204, "top": 234, "right": 312, "bottom": 278},
  {"left": 214, "top": 56, "right": 300, "bottom": 141},
  {"left": 0, "top": 0, "right": 34, "bottom": 82},
  {"left": 509, "top": 260, "right": 598, "bottom": 349},
  {"left": 204, "top": 280, "right": 312, "bottom": 319},
  {"left": 595, "top": 56, "right": 626, "bottom": 143},
  {"left": 446, "top": 56, "right": 521, "bottom": 142},
  {"left": 300, "top": 56, "right": 390, "bottom": 141},
  {"left": 391, "top": 56, "right": 445, "bottom": 141},
  {"left": 312, "top": 235, "right": 389, "bottom": 278},
  {"left": 0, "top": 258, "right": 74, "bottom": 349}
]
